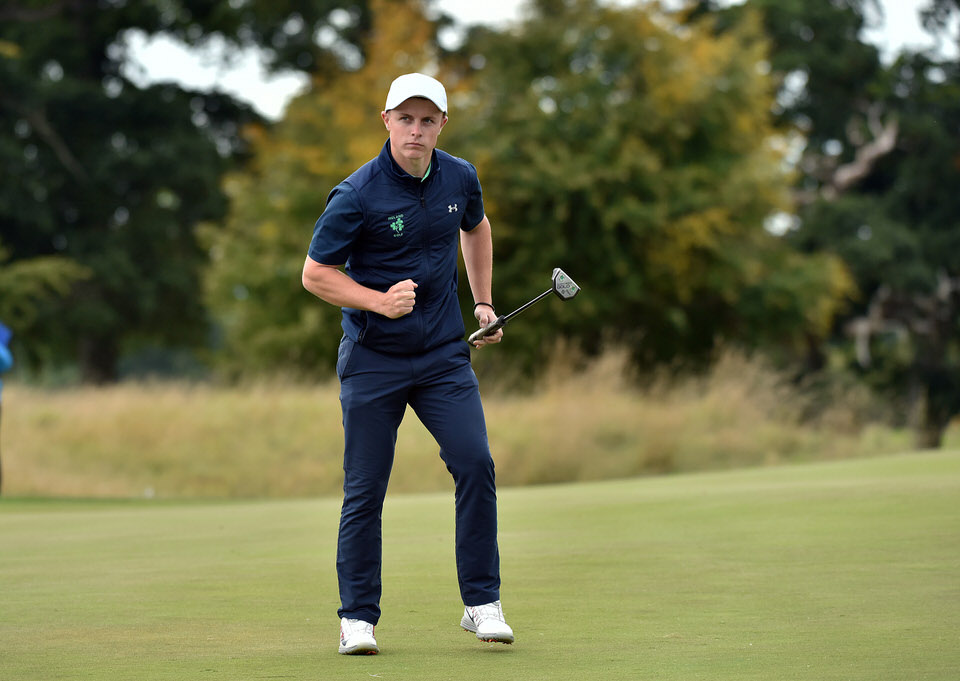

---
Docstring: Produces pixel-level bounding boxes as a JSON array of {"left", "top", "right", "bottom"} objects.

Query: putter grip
[{"left": 469, "top": 316, "right": 506, "bottom": 344}]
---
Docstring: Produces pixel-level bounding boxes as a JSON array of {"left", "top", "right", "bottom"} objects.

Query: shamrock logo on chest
[{"left": 388, "top": 214, "right": 405, "bottom": 238}]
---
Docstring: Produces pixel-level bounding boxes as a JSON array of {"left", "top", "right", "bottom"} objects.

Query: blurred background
[{"left": 1, "top": 0, "right": 959, "bottom": 498}]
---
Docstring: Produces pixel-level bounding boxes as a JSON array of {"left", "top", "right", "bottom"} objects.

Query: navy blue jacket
[{"left": 309, "top": 140, "right": 485, "bottom": 354}]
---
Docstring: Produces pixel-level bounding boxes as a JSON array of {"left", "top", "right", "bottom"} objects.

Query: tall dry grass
[{"left": 0, "top": 351, "right": 933, "bottom": 498}]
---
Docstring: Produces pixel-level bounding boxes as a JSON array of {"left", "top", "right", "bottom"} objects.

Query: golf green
[{"left": 2, "top": 450, "right": 957, "bottom": 680}]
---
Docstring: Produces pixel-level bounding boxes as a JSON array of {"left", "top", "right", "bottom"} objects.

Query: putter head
[{"left": 551, "top": 268, "right": 580, "bottom": 300}]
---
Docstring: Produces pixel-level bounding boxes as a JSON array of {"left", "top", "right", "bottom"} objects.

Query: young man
[{"left": 302, "top": 73, "right": 513, "bottom": 655}]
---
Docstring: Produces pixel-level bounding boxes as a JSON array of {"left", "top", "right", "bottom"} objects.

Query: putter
[{"left": 469, "top": 267, "right": 580, "bottom": 345}]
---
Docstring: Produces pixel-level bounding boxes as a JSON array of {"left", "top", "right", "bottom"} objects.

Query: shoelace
[
  {"left": 345, "top": 619, "right": 375, "bottom": 636},
  {"left": 469, "top": 602, "right": 504, "bottom": 625}
]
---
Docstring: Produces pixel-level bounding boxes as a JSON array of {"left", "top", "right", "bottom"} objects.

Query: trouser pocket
[{"left": 336, "top": 336, "right": 358, "bottom": 380}]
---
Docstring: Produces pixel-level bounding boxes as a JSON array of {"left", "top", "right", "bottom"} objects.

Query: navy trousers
[{"left": 335, "top": 337, "right": 500, "bottom": 624}]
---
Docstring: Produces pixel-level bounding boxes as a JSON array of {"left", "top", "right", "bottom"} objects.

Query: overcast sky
[{"left": 127, "top": 0, "right": 959, "bottom": 119}]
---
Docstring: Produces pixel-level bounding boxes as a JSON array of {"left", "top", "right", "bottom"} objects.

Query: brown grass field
[{"left": 2, "top": 351, "right": 947, "bottom": 498}]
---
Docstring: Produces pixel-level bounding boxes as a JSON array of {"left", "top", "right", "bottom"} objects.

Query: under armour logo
[{"left": 448, "top": 204, "right": 458, "bottom": 213}]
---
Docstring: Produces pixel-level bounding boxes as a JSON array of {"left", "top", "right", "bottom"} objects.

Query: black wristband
[{"left": 474, "top": 302, "right": 495, "bottom": 312}]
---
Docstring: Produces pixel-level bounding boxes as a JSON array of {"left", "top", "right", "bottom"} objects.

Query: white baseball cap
[{"left": 384, "top": 73, "right": 448, "bottom": 115}]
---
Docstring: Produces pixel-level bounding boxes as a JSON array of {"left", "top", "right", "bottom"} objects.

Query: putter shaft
[{"left": 468, "top": 288, "right": 552, "bottom": 344}]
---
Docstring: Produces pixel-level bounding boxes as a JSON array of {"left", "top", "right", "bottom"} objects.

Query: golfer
[{"left": 302, "top": 73, "right": 513, "bottom": 655}]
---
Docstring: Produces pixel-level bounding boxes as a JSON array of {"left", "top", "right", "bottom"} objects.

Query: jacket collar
[{"left": 378, "top": 139, "right": 439, "bottom": 185}]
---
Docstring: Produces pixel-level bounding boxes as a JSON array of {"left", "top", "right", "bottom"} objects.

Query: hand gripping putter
[{"left": 469, "top": 268, "right": 581, "bottom": 345}]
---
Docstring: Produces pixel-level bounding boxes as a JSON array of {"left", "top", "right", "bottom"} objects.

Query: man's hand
[
  {"left": 379, "top": 279, "right": 418, "bottom": 319},
  {"left": 472, "top": 304, "right": 503, "bottom": 348}
]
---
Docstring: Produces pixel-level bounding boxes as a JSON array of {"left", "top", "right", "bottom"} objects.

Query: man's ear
[{"left": 381, "top": 110, "right": 390, "bottom": 130}]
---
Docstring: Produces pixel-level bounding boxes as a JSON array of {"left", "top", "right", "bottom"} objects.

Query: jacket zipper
[{"left": 416, "top": 182, "right": 428, "bottom": 348}]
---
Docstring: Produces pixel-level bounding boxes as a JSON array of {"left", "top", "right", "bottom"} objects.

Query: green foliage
[
  {"left": 0, "top": 242, "right": 90, "bottom": 331},
  {"left": 0, "top": 0, "right": 369, "bottom": 381},
  {"left": 693, "top": 0, "right": 883, "bottom": 145},
  {"left": 880, "top": 54, "right": 960, "bottom": 274},
  {"left": 448, "top": 0, "right": 851, "bottom": 369},
  {"left": 791, "top": 196, "right": 927, "bottom": 296}
]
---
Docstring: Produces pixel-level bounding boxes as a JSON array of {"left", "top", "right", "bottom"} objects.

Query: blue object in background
[{"left": 0, "top": 321, "right": 13, "bottom": 400}]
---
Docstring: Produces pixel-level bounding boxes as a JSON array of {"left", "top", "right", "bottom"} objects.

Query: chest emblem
[
  {"left": 448, "top": 204, "right": 458, "bottom": 213},
  {"left": 388, "top": 214, "right": 405, "bottom": 237}
]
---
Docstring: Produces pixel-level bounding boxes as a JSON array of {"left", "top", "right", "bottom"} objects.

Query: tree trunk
[
  {"left": 78, "top": 335, "right": 119, "bottom": 384},
  {"left": 915, "top": 420, "right": 944, "bottom": 450},
  {"left": 912, "top": 383, "right": 949, "bottom": 450}
]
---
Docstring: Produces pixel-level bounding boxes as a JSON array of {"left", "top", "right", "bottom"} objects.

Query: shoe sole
[
  {"left": 339, "top": 643, "right": 379, "bottom": 655},
  {"left": 461, "top": 618, "right": 514, "bottom": 644}
]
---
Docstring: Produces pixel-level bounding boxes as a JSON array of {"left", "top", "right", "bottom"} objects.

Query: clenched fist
[{"left": 379, "top": 279, "right": 418, "bottom": 319}]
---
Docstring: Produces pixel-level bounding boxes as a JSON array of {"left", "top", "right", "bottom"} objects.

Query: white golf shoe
[
  {"left": 338, "top": 617, "right": 379, "bottom": 655},
  {"left": 460, "top": 600, "right": 515, "bottom": 644}
]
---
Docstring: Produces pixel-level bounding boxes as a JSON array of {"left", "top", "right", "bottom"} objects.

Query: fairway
[{"left": 2, "top": 451, "right": 958, "bottom": 681}]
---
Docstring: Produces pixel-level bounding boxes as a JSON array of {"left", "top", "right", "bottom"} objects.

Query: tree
[
  {"left": 203, "top": 0, "right": 444, "bottom": 377},
  {"left": 701, "top": 0, "right": 960, "bottom": 447},
  {"left": 689, "top": 0, "right": 885, "bottom": 148},
  {"left": 922, "top": 0, "right": 960, "bottom": 52},
  {"left": 790, "top": 52, "right": 960, "bottom": 448},
  {"left": 0, "top": 0, "right": 370, "bottom": 381},
  {"left": 443, "top": 0, "right": 851, "bottom": 371}
]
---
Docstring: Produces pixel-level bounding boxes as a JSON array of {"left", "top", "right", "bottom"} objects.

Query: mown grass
[
  {"left": 1, "top": 451, "right": 958, "bottom": 680},
  {"left": 2, "top": 351, "right": 950, "bottom": 498}
]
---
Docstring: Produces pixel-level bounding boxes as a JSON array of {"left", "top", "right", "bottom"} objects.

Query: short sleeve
[
  {"left": 460, "top": 164, "right": 485, "bottom": 231},
  {"left": 308, "top": 183, "right": 364, "bottom": 265}
]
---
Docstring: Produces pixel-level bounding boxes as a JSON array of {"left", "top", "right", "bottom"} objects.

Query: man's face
[{"left": 381, "top": 97, "right": 447, "bottom": 170}]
